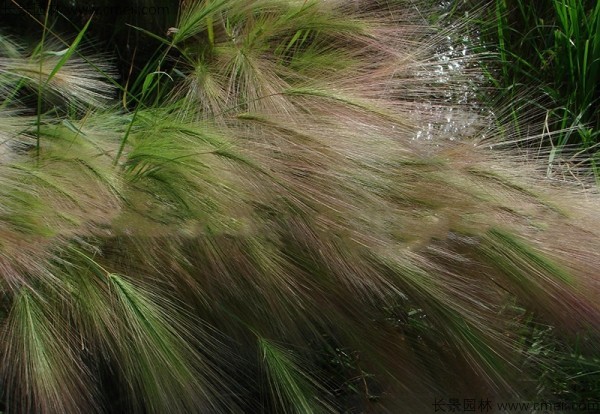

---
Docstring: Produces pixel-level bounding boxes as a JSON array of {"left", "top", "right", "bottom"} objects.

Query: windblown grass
[{"left": 0, "top": 1, "right": 599, "bottom": 412}]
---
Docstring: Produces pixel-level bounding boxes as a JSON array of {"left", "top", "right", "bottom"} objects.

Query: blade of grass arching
[
  {"left": 581, "top": 39, "right": 590, "bottom": 104},
  {"left": 123, "top": 23, "right": 180, "bottom": 102},
  {"left": 35, "top": 0, "right": 53, "bottom": 159},
  {"left": 554, "top": 0, "right": 578, "bottom": 90},
  {"left": 284, "top": 29, "right": 304, "bottom": 54},
  {"left": 570, "top": 1, "right": 582, "bottom": 100},
  {"left": 34, "top": 15, "right": 93, "bottom": 157},
  {"left": 125, "top": 24, "right": 175, "bottom": 48},
  {"left": 6, "top": 2, "right": 139, "bottom": 109},
  {"left": 114, "top": 72, "right": 157, "bottom": 166},
  {"left": 592, "top": 3, "right": 600, "bottom": 75},
  {"left": 173, "top": 0, "right": 230, "bottom": 45},
  {"left": 583, "top": 4, "right": 600, "bottom": 129},
  {"left": 113, "top": 72, "right": 188, "bottom": 165},
  {"left": 43, "top": 18, "right": 92, "bottom": 85},
  {"left": 495, "top": 0, "right": 509, "bottom": 81}
]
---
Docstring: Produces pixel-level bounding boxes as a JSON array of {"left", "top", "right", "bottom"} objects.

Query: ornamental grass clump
[{"left": 0, "top": 1, "right": 599, "bottom": 412}]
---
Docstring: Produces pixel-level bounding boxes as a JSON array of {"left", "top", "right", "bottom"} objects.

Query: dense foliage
[
  {"left": 0, "top": 1, "right": 599, "bottom": 412},
  {"left": 455, "top": 0, "right": 600, "bottom": 179}
]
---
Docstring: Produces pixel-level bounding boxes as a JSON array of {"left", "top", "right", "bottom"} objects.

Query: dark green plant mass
[
  {"left": 461, "top": 0, "right": 600, "bottom": 177},
  {"left": 0, "top": 1, "right": 599, "bottom": 413}
]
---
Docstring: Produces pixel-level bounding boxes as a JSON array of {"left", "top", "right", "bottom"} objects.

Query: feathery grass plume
[
  {"left": 166, "top": 0, "right": 465, "bottom": 123},
  {"left": 0, "top": 34, "right": 21, "bottom": 59},
  {"left": 0, "top": 16, "right": 116, "bottom": 112},
  {"left": 0, "top": 52, "right": 117, "bottom": 109},
  {"left": 0, "top": 0, "right": 599, "bottom": 412},
  {"left": 2, "top": 289, "right": 99, "bottom": 413},
  {"left": 0, "top": 35, "right": 24, "bottom": 102}
]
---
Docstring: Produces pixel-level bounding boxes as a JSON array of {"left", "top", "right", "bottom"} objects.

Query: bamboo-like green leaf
[{"left": 45, "top": 17, "right": 92, "bottom": 85}]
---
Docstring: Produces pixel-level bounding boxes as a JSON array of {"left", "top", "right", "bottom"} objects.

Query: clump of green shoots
[{"left": 457, "top": 0, "right": 600, "bottom": 179}]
